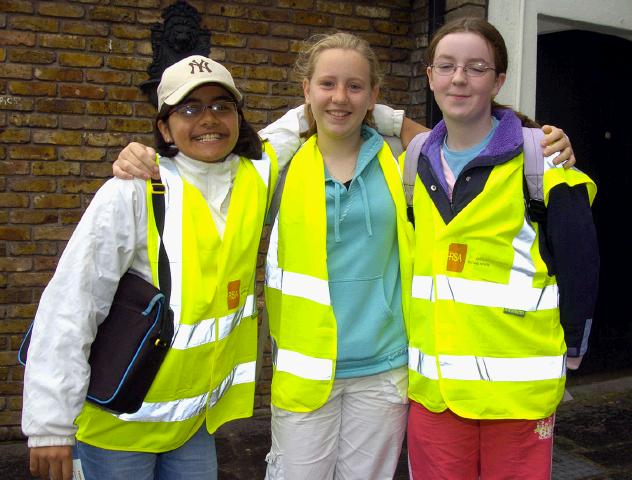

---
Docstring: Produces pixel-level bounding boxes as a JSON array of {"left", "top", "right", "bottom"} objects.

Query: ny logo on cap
[{"left": 189, "top": 59, "right": 212, "bottom": 74}]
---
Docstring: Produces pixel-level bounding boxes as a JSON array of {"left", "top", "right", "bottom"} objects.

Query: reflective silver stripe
[
  {"left": 509, "top": 217, "right": 537, "bottom": 286},
  {"left": 438, "top": 354, "right": 566, "bottom": 381},
  {"left": 209, "top": 361, "right": 256, "bottom": 408},
  {"left": 282, "top": 271, "right": 330, "bottom": 305},
  {"left": 408, "top": 348, "right": 566, "bottom": 382},
  {"left": 408, "top": 347, "right": 439, "bottom": 380},
  {"left": 159, "top": 160, "right": 184, "bottom": 328},
  {"left": 265, "top": 218, "right": 330, "bottom": 305},
  {"left": 265, "top": 218, "right": 282, "bottom": 290},
  {"left": 434, "top": 275, "right": 558, "bottom": 311},
  {"left": 252, "top": 153, "right": 271, "bottom": 187},
  {"left": 171, "top": 295, "right": 256, "bottom": 350},
  {"left": 274, "top": 347, "right": 333, "bottom": 381},
  {"left": 116, "top": 361, "right": 256, "bottom": 422},
  {"left": 411, "top": 276, "right": 433, "bottom": 300}
]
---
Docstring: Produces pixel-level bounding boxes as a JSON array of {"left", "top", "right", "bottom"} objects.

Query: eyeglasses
[
  {"left": 171, "top": 101, "right": 238, "bottom": 119},
  {"left": 430, "top": 62, "right": 496, "bottom": 77}
]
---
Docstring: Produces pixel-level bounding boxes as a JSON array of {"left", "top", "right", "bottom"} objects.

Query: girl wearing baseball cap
[{"left": 23, "top": 55, "right": 275, "bottom": 480}]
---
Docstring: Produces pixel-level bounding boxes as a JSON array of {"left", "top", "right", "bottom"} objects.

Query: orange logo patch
[
  {"left": 447, "top": 243, "right": 467, "bottom": 272},
  {"left": 227, "top": 280, "right": 240, "bottom": 309}
]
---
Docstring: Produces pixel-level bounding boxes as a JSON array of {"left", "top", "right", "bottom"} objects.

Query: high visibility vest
[
  {"left": 75, "top": 147, "right": 278, "bottom": 452},
  {"left": 407, "top": 151, "right": 596, "bottom": 420},
  {"left": 265, "top": 135, "right": 414, "bottom": 412}
]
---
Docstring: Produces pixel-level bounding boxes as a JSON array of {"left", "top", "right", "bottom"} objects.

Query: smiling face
[
  {"left": 427, "top": 32, "right": 506, "bottom": 127},
  {"left": 157, "top": 84, "right": 239, "bottom": 163},
  {"left": 303, "top": 48, "right": 379, "bottom": 143}
]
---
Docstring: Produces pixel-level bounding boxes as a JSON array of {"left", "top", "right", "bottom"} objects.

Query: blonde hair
[{"left": 294, "top": 31, "right": 383, "bottom": 138}]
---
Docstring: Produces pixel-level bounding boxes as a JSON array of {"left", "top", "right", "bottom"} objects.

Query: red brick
[
  {"left": 133, "top": 103, "right": 156, "bottom": 118},
  {"left": 9, "top": 145, "right": 55, "bottom": 160},
  {"left": 60, "top": 84, "right": 106, "bottom": 100},
  {"left": 316, "top": 0, "right": 353, "bottom": 14},
  {"left": 86, "top": 101, "right": 132, "bottom": 116},
  {"left": 106, "top": 56, "right": 149, "bottom": 71},
  {"left": 84, "top": 133, "right": 129, "bottom": 147},
  {"left": 60, "top": 115, "right": 106, "bottom": 130},
  {"left": 0, "top": 257, "right": 31, "bottom": 271},
  {"left": 40, "top": 34, "right": 86, "bottom": 50},
  {"left": 62, "top": 21, "right": 109, "bottom": 37},
  {"left": 0, "top": 97, "right": 34, "bottom": 113},
  {"left": 0, "top": 64, "right": 32, "bottom": 80},
  {"left": 32, "top": 161, "right": 80, "bottom": 176},
  {"left": 8, "top": 178, "right": 55, "bottom": 192},
  {"left": 60, "top": 179, "right": 105, "bottom": 194},
  {"left": 61, "top": 210, "right": 83, "bottom": 224},
  {"left": 34, "top": 67, "right": 83, "bottom": 82},
  {"left": 88, "top": 38, "right": 135, "bottom": 54},
  {"left": 0, "top": 129, "right": 29, "bottom": 143},
  {"left": 0, "top": 161, "right": 29, "bottom": 175},
  {"left": 107, "top": 86, "right": 143, "bottom": 101},
  {"left": 35, "top": 98, "right": 85, "bottom": 114},
  {"left": 246, "top": 95, "right": 290, "bottom": 110},
  {"left": 9, "top": 242, "right": 58, "bottom": 256},
  {"left": 0, "top": 1, "right": 33, "bottom": 14},
  {"left": 89, "top": 6, "right": 135, "bottom": 22},
  {"left": 33, "top": 257, "right": 58, "bottom": 271},
  {"left": 0, "top": 227, "right": 29, "bottom": 241},
  {"left": 278, "top": 0, "right": 314, "bottom": 8},
  {"left": 270, "top": 24, "right": 309, "bottom": 38},
  {"left": 332, "top": 16, "right": 370, "bottom": 30},
  {"left": 228, "top": 19, "right": 269, "bottom": 35},
  {"left": 58, "top": 147, "right": 106, "bottom": 162},
  {"left": 38, "top": 2, "right": 85, "bottom": 18},
  {"left": 0, "top": 30, "right": 35, "bottom": 47},
  {"left": 32, "top": 194, "right": 80, "bottom": 209},
  {"left": 0, "top": 192, "right": 29, "bottom": 208},
  {"left": 250, "top": 8, "right": 291, "bottom": 22},
  {"left": 9, "top": 210, "right": 57, "bottom": 224},
  {"left": 247, "top": 37, "right": 289, "bottom": 52},
  {"left": 355, "top": 5, "right": 390, "bottom": 18},
  {"left": 8, "top": 15, "right": 59, "bottom": 33},
  {"left": 9, "top": 113, "right": 57, "bottom": 129},
  {"left": 82, "top": 163, "right": 113, "bottom": 178},
  {"left": 212, "top": 33, "right": 247, "bottom": 48},
  {"left": 32, "top": 130, "right": 82, "bottom": 146},
  {"left": 8, "top": 272, "right": 53, "bottom": 287},
  {"left": 59, "top": 53, "right": 103, "bottom": 68},
  {"left": 107, "top": 118, "right": 152, "bottom": 133},
  {"left": 292, "top": 11, "right": 332, "bottom": 26},
  {"left": 32, "top": 225, "right": 76, "bottom": 241},
  {"left": 8, "top": 81, "right": 56, "bottom": 96},
  {"left": 111, "top": 24, "right": 150, "bottom": 40}
]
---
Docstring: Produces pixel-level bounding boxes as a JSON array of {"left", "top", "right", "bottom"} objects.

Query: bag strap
[
  {"left": 265, "top": 161, "right": 289, "bottom": 225},
  {"left": 403, "top": 131, "right": 431, "bottom": 225},
  {"left": 150, "top": 176, "right": 172, "bottom": 347},
  {"left": 521, "top": 127, "right": 547, "bottom": 223}
]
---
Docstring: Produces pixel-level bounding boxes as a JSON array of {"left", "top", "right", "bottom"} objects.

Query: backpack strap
[
  {"left": 403, "top": 131, "right": 431, "bottom": 225},
  {"left": 521, "top": 127, "right": 547, "bottom": 224}
]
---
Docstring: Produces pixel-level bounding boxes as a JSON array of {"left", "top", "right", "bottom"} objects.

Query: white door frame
[{"left": 488, "top": 0, "right": 632, "bottom": 118}]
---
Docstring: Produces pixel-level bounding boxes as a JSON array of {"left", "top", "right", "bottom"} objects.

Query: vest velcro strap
[
  {"left": 281, "top": 271, "right": 331, "bottom": 306},
  {"left": 412, "top": 274, "right": 558, "bottom": 311},
  {"left": 116, "top": 361, "right": 256, "bottom": 423},
  {"left": 170, "top": 295, "right": 256, "bottom": 350},
  {"left": 409, "top": 348, "right": 566, "bottom": 382},
  {"left": 274, "top": 347, "right": 333, "bottom": 381}
]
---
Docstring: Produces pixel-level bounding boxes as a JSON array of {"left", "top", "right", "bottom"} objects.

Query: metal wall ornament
[{"left": 139, "top": 0, "right": 211, "bottom": 108}]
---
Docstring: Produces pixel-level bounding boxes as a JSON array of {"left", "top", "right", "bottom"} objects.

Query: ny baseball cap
[{"left": 157, "top": 55, "right": 243, "bottom": 110}]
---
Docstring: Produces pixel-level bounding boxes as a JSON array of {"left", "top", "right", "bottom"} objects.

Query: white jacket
[{"left": 21, "top": 105, "right": 403, "bottom": 448}]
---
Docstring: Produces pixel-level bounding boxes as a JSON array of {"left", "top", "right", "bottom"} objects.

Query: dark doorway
[{"left": 536, "top": 29, "right": 632, "bottom": 376}]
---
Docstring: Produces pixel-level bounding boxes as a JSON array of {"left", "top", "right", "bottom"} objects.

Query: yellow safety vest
[
  {"left": 407, "top": 151, "right": 596, "bottom": 420},
  {"left": 75, "top": 147, "right": 278, "bottom": 452},
  {"left": 265, "top": 135, "right": 414, "bottom": 412}
]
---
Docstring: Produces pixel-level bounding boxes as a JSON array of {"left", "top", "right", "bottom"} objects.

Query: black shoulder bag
[{"left": 18, "top": 178, "right": 174, "bottom": 414}]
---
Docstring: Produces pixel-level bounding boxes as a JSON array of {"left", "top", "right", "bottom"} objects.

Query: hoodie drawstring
[
  {"left": 357, "top": 176, "right": 373, "bottom": 238},
  {"left": 334, "top": 182, "right": 342, "bottom": 242}
]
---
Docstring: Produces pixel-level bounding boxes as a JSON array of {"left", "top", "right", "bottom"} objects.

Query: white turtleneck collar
[{"left": 170, "top": 152, "right": 240, "bottom": 238}]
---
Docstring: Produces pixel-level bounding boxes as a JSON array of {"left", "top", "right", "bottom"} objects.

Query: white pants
[{"left": 265, "top": 366, "right": 408, "bottom": 480}]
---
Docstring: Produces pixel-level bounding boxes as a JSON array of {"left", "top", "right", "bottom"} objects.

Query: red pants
[{"left": 407, "top": 401, "right": 555, "bottom": 480}]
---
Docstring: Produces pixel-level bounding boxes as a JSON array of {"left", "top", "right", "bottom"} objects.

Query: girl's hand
[
  {"left": 541, "top": 125, "right": 575, "bottom": 169},
  {"left": 113, "top": 143, "right": 160, "bottom": 180},
  {"left": 29, "top": 445, "right": 73, "bottom": 480}
]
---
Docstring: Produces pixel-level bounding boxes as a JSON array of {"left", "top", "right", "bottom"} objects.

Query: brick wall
[{"left": 0, "top": 0, "right": 431, "bottom": 442}]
